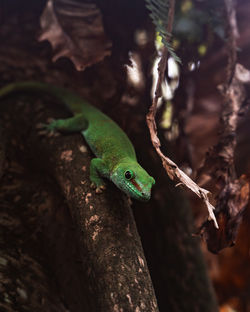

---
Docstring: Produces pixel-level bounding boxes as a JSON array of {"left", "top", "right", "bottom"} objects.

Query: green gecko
[{"left": 0, "top": 82, "right": 155, "bottom": 201}]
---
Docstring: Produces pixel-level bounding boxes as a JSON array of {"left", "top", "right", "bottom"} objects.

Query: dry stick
[
  {"left": 224, "top": 0, "right": 238, "bottom": 84},
  {"left": 146, "top": 0, "right": 219, "bottom": 228},
  {"left": 219, "top": 0, "right": 239, "bottom": 156},
  {"left": 197, "top": 0, "right": 250, "bottom": 250}
]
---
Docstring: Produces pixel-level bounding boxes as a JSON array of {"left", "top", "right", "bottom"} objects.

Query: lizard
[{"left": 0, "top": 82, "right": 155, "bottom": 201}]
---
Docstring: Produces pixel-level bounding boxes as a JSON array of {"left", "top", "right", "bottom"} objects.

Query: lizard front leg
[{"left": 90, "top": 158, "right": 109, "bottom": 193}]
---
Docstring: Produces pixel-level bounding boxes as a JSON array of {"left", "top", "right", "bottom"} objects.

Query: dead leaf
[
  {"left": 39, "top": 0, "right": 112, "bottom": 71},
  {"left": 200, "top": 175, "right": 250, "bottom": 253}
]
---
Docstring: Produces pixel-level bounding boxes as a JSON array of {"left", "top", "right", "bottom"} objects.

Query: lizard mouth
[
  {"left": 125, "top": 179, "right": 151, "bottom": 201},
  {"left": 130, "top": 178, "right": 142, "bottom": 192}
]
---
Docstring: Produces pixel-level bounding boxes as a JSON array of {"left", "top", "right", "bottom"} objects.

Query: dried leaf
[
  {"left": 200, "top": 176, "right": 249, "bottom": 253},
  {"left": 197, "top": 63, "right": 250, "bottom": 251},
  {"left": 160, "top": 150, "right": 219, "bottom": 228},
  {"left": 39, "top": 0, "right": 112, "bottom": 71}
]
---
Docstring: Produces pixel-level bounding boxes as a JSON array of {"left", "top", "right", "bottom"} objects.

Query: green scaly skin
[{"left": 0, "top": 82, "right": 155, "bottom": 201}]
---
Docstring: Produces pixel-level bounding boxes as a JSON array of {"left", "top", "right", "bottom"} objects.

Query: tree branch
[
  {"left": 0, "top": 94, "right": 159, "bottom": 311},
  {"left": 198, "top": 0, "right": 250, "bottom": 253}
]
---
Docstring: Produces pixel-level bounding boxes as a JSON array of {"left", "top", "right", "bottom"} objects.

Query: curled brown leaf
[
  {"left": 39, "top": 0, "right": 112, "bottom": 71},
  {"left": 200, "top": 175, "right": 249, "bottom": 253}
]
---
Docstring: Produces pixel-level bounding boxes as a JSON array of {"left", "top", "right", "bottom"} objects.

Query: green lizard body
[{"left": 0, "top": 82, "right": 155, "bottom": 201}]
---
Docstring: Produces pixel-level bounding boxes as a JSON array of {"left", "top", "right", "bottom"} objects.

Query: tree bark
[{"left": 0, "top": 93, "right": 159, "bottom": 311}]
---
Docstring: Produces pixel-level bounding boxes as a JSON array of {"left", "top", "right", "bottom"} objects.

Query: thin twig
[
  {"left": 146, "top": 0, "right": 218, "bottom": 228},
  {"left": 224, "top": 0, "right": 238, "bottom": 84}
]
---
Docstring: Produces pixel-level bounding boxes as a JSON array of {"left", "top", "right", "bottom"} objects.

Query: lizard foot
[
  {"left": 96, "top": 185, "right": 106, "bottom": 194},
  {"left": 90, "top": 183, "right": 106, "bottom": 193},
  {"left": 36, "top": 118, "right": 60, "bottom": 137}
]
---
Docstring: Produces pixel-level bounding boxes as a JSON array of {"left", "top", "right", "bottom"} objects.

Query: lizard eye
[{"left": 125, "top": 170, "right": 134, "bottom": 180}]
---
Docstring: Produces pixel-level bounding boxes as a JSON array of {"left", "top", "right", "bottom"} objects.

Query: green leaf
[{"left": 145, "top": 0, "right": 181, "bottom": 63}]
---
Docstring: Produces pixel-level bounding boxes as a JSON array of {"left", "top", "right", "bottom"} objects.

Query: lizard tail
[{"left": 0, "top": 81, "right": 85, "bottom": 113}]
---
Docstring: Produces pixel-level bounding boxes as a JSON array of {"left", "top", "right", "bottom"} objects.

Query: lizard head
[{"left": 111, "top": 160, "right": 155, "bottom": 201}]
